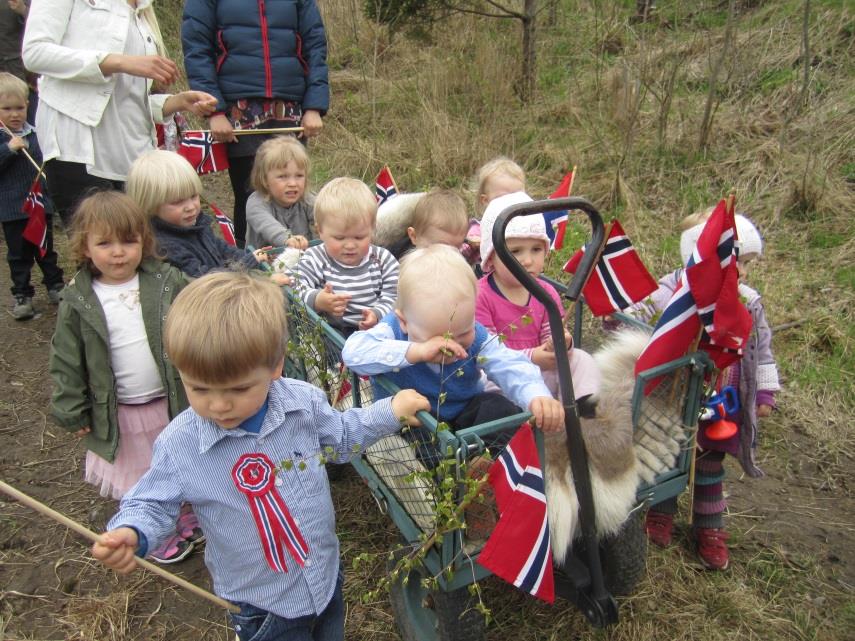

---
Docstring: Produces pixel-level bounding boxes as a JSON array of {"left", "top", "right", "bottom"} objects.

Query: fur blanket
[
  {"left": 546, "top": 328, "right": 685, "bottom": 564},
  {"left": 374, "top": 192, "right": 425, "bottom": 248}
]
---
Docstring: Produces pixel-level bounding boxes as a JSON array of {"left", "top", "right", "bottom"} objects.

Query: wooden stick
[
  {"left": 563, "top": 218, "right": 611, "bottom": 332},
  {"left": 0, "top": 480, "right": 239, "bottom": 614},
  {"left": 183, "top": 127, "right": 304, "bottom": 137},
  {"left": 0, "top": 118, "right": 46, "bottom": 178}
]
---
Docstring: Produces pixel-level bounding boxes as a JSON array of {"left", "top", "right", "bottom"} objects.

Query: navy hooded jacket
[{"left": 182, "top": 0, "right": 329, "bottom": 114}]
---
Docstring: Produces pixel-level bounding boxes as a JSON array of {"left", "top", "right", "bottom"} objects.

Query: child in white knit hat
[
  {"left": 634, "top": 207, "right": 780, "bottom": 571},
  {"left": 476, "top": 191, "right": 601, "bottom": 411}
]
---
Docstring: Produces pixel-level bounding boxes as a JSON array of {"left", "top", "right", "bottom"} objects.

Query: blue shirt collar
[{"left": 196, "top": 379, "right": 305, "bottom": 453}]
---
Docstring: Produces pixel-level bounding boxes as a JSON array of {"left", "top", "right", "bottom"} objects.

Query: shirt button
[
  {"left": 258, "top": 437, "right": 265, "bottom": 444},
  {"left": 275, "top": 478, "right": 283, "bottom": 486},
  {"left": 304, "top": 560, "right": 312, "bottom": 567}
]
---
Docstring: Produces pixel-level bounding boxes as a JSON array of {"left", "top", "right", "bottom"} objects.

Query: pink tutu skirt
[{"left": 85, "top": 398, "right": 169, "bottom": 500}]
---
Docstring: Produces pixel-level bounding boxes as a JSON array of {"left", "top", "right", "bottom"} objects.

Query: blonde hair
[
  {"left": 680, "top": 207, "right": 714, "bottom": 231},
  {"left": 165, "top": 271, "right": 288, "bottom": 382},
  {"left": 126, "top": 150, "right": 203, "bottom": 218},
  {"left": 475, "top": 157, "right": 526, "bottom": 212},
  {"left": 250, "top": 136, "right": 310, "bottom": 198},
  {"left": 314, "top": 177, "right": 377, "bottom": 230},
  {"left": 139, "top": 7, "right": 167, "bottom": 56},
  {"left": 68, "top": 191, "right": 158, "bottom": 272},
  {"left": 397, "top": 245, "right": 477, "bottom": 315},
  {"left": 0, "top": 72, "right": 28, "bottom": 101},
  {"left": 411, "top": 189, "right": 469, "bottom": 237}
]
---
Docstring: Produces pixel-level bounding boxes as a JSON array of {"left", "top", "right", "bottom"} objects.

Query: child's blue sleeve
[
  {"left": 342, "top": 321, "right": 411, "bottom": 375},
  {"left": 480, "top": 338, "right": 552, "bottom": 410}
]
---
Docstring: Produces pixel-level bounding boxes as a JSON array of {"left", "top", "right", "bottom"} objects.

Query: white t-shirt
[
  {"left": 92, "top": 274, "right": 164, "bottom": 404},
  {"left": 36, "top": 8, "right": 155, "bottom": 180}
]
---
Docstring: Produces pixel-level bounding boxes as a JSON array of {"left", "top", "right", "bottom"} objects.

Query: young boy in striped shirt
[
  {"left": 91, "top": 271, "right": 429, "bottom": 641},
  {"left": 292, "top": 177, "right": 399, "bottom": 337}
]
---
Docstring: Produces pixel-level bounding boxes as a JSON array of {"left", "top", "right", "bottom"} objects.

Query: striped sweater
[{"left": 293, "top": 244, "right": 399, "bottom": 330}]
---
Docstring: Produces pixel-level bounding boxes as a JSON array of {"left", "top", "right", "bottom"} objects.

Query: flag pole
[
  {"left": 0, "top": 118, "right": 47, "bottom": 178},
  {"left": 0, "top": 480, "right": 240, "bottom": 614},
  {"left": 183, "top": 127, "right": 304, "bottom": 137}
]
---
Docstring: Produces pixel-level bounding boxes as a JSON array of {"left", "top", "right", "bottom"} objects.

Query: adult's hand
[
  {"left": 100, "top": 54, "right": 179, "bottom": 87},
  {"left": 163, "top": 91, "right": 218, "bottom": 118}
]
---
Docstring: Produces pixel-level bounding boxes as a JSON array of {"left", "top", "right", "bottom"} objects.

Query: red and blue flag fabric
[
  {"left": 208, "top": 201, "right": 237, "bottom": 247},
  {"left": 562, "top": 220, "right": 657, "bottom": 316},
  {"left": 543, "top": 169, "right": 575, "bottom": 250},
  {"left": 22, "top": 177, "right": 48, "bottom": 257},
  {"left": 478, "top": 423, "right": 554, "bottom": 603},
  {"left": 634, "top": 198, "right": 752, "bottom": 393},
  {"left": 232, "top": 452, "right": 309, "bottom": 572},
  {"left": 375, "top": 166, "right": 398, "bottom": 205},
  {"left": 177, "top": 132, "right": 230, "bottom": 175}
]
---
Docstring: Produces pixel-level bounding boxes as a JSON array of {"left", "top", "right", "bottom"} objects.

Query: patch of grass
[
  {"left": 807, "top": 229, "right": 848, "bottom": 249},
  {"left": 833, "top": 266, "right": 855, "bottom": 291}
]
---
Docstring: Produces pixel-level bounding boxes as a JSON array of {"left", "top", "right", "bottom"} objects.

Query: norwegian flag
[
  {"left": 177, "top": 132, "right": 229, "bottom": 175},
  {"left": 478, "top": 423, "right": 554, "bottom": 603},
  {"left": 375, "top": 166, "right": 398, "bottom": 205},
  {"left": 634, "top": 198, "right": 752, "bottom": 393},
  {"left": 543, "top": 168, "right": 575, "bottom": 250},
  {"left": 207, "top": 200, "right": 237, "bottom": 246},
  {"left": 562, "top": 220, "right": 658, "bottom": 316},
  {"left": 22, "top": 177, "right": 48, "bottom": 257}
]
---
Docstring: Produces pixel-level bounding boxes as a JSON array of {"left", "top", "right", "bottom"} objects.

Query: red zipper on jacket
[{"left": 257, "top": 0, "right": 273, "bottom": 97}]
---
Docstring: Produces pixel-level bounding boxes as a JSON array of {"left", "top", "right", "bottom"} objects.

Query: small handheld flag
[
  {"left": 22, "top": 177, "right": 48, "bottom": 258},
  {"left": 563, "top": 220, "right": 658, "bottom": 316},
  {"left": 543, "top": 168, "right": 576, "bottom": 250},
  {"left": 375, "top": 166, "right": 398, "bottom": 205},
  {"left": 477, "top": 423, "right": 554, "bottom": 603},
  {"left": 634, "top": 197, "right": 752, "bottom": 393},
  {"left": 177, "top": 132, "right": 230, "bottom": 175},
  {"left": 207, "top": 201, "right": 237, "bottom": 247}
]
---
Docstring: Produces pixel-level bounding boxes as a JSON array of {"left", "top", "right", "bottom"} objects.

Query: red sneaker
[
  {"left": 644, "top": 510, "right": 674, "bottom": 547},
  {"left": 695, "top": 528, "right": 730, "bottom": 570}
]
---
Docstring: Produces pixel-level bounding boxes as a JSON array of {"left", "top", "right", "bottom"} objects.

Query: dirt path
[{"left": 0, "top": 237, "right": 852, "bottom": 640}]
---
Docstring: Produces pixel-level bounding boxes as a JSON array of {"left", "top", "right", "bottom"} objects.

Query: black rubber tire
[
  {"left": 598, "top": 508, "right": 647, "bottom": 597},
  {"left": 387, "top": 549, "right": 486, "bottom": 641}
]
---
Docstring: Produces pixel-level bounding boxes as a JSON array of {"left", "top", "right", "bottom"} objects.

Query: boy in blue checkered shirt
[{"left": 92, "top": 271, "right": 428, "bottom": 640}]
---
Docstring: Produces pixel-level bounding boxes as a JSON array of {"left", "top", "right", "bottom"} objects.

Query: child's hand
[
  {"left": 7, "top": 136, "right": 26, "bottom": 152},
  {"left": 531, "top": 344, "right": 558, "bottom": 370},
  {"left": 74, "top": 426, "right": 91, "bottom": 437},
  {"left": 358, "top": 309, "right": 379, "bottom": 330},
  {"left": 757, "top": 404, "right": 773, "bottom": 418},
  {"left": 528, "top": 396, "right": 565, "bottom": 433},
  {"left": 253, "top": 249, "right": 270, "bottom": 263},
  {"left": 316, "top": 283, "right": 351, "bottom": 317},
  {"left": 270, "top": 272, "right": 291, "bottom": 286},
  {"left": 391, "top": 389, "right": 430, "bottom": 426},
  {"left": 210, "top": 114, "right": 237, "bottom": 143},
  {"left": 92, "top": 528, "right": 139, "bottom": 574},
  {"left": 286, "top": 235, "right": 309, "bottom": 250},
  {"left": 406, "top": 335, "right": 468, "bottom": 365}
]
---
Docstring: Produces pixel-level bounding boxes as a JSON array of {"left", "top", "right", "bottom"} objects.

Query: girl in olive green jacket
[{"left": 50, "top": 192, "right": 189, "bottom": 501}]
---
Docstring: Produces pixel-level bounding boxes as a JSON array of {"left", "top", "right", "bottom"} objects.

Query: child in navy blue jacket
[
  {"left": 182, "top": 0, "right": 330, "bottom": 247},
  {"left": 0, "top": 72, "right": 64, "bottom": 320}
]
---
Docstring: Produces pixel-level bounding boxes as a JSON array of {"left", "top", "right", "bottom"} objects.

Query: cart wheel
[
  {"left": 598, "top": 508, "right": 647, "bottom": 597},
  {"left": 388, "top": 550, "right": 486, "bottom": 641}
]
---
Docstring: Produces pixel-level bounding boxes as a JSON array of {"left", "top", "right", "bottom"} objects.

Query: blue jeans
[{"left": 230, "top": 569, "right": 344, "bottom": 641}]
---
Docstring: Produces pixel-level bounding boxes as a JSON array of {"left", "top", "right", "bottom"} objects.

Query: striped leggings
[{"left": 652, "top": 449, "right": 726, "bottom": 529}]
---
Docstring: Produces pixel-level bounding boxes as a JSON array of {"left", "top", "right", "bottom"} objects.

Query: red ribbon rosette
[{"left": 231, "top": 452, "right": 309, "bottom": 572}]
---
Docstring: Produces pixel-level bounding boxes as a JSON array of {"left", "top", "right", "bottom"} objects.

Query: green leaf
[
  {"left": 281, "top": 459, "right": 294, "bottom": 471},
  {"left": 521, "top": 313, "right": 533, "bottom": 326},
  {"left": 298, "top": 460, "right": 307, "bottom": 471}
]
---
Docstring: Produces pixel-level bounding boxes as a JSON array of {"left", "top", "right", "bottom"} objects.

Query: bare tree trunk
[
  {"left": 800, "top": 0, "right": 811, "bottom": 106},
  {"left": 697, "top": 0, "right": 736, "bottom": 152},
  {"left": 519, "top": 0, "right": 537, "bottom": 102},
  {"left": 548, "top": 0, "right": 558, "bottom": 26}
]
